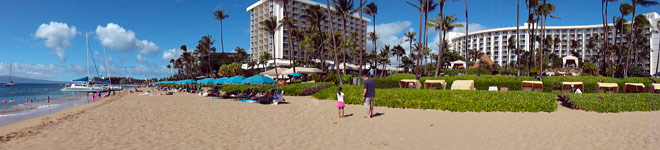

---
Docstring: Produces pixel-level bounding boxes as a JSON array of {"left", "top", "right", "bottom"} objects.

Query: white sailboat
[
  {"left": 4, "top": 64, "right": 16, "bottom": 86},
  {"left": 61, "top": 33, "right": 102, "bottom": 92}
]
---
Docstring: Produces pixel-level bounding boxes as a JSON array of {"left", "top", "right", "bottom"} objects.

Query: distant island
[{"left": 0, "top": 75, "right": 64, "bottom": 84}]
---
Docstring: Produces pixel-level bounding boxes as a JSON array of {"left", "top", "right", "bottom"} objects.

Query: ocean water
[{"left": 0, "top": 84, "right": 94, "bottom": 126}]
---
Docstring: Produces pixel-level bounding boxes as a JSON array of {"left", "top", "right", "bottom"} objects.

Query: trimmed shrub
[
  {"left": 565, "top": 93, "right": 660, "bottom": 113},
  {"left": 373, "top": 74, "right": 416, "bottom": 88},
  {"left": 420, "top": 75, "right": 537, "bottom": 91},
  {"left": 312, "top": 85, "right": 557, "bottom": 112},
  {"left": 440, "top": 68, "right": 491, "bottom": 76}
]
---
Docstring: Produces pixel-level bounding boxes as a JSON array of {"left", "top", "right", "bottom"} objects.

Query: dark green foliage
[
  {"left": 440, "top": 68, "right": 491, "bottom": 76},
  {"left": 220, "top": 82, "right": 333, "bottom": 96},
  {"left": 542, "top": 76, "right": 654, "bottom": 93},
  {"left": 565, "top": 93, "right": 660, "bottom": 113},
  {"left": 312, "top": 85, "right": 557, "bottom": 112},
  {"left": 420, "top": 75, "right": 537, "bottom": 91},
  {"left": 373, "top": 74, "right": 416, "bottom": 88}
]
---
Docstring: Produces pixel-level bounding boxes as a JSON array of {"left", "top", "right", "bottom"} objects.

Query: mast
[
  {"left": 103, "top": 46, "right": 112, "bottom": 86},
  {"left": 9, "top": 64, "right": 12, "bottom": 82},
  {"left": 85, "top": 32, "right": 90, "bottom": 81}
]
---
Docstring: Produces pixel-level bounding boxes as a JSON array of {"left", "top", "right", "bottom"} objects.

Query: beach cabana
[
  {"left": 562, "top": 55, "right": 579, "bottom": 68},
  {"left": 449, "top": 60, "right": 467, "bottom": 69},
  {"left": 521, "top": 81, "right": 543, "bottom": 92},
  {"left": 650, "top": 83, "right": 660, "bottom": 93},
  {"left": 451, "top": 80, "right": 476, "bottom": 90},
  {"left": 224, "top": 76, "right": 246, "bottom": 85},
  {"left": 289, "top": 72, "right": 302, "bottom": 77},
  {"left": 242, "top": 75, "right": 276, "bottom": 85},
  {"left": 561, "top": 82, "right": 584, "bottom": 94},
  {"left": 399, "top": 79, "right": 421, "bottom": 89},
  {"left": 424, "top": 80, "right": 447, "bottom": 90},
  {"left": 624, "top": 83, "right": 645, "bottom": 93},
  {"left": 595, "top": 83, "right": 619, "bottom": 93}
]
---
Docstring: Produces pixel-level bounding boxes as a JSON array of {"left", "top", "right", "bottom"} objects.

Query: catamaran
[
  {"left": 4, "top": 64, "right": 16, "bottom": 86},
  {"left": 61, "top": 33, "right": 104, "bottom": 92}
]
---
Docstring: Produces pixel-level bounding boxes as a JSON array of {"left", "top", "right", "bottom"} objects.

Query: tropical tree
[
  {"left": 618, "top": 3, "right": 633, "bottom": 45},
  {"left": 602, "top": 0, "right": 618, "bottom": 77},
  {"left": 407, "top": 0, "right": 427, "bottom": 78},
  {"left": 422, "top": 1, "right": 438, "bottom": 75},
  {"left": 303, "top": 5, "right": 328, "bottom": 72},
  {"left": 357, "top": 0, "right": 367, "bottom": 81},
  {"left": 281, "top": 16, "right": 297, "bottom": 72},
  {"left": 325, "top": 0, "right": 342, "bottom": 85},
  {"left": 290, "top": 28, "right": 305, "bottom": 73},
  {"left": 379, "top": 45, "right": 392, "bottom": 77},
  {"left": 393, "top": 45, "right": 406, "bottom": 67},
  {"left": 180, "top": 45, "right": 195, "bottom": 79},
  {"left": 333, "top": 0, "right": 356, "bottom": 75},
  {"left": 625, "top": 0, "right": 659, "bottom": 77},
  {"left": 364, "top": 2, "right": 378, "bottom": 65},
  {"left": 234, "top": 47, "right": 247, "bottom": 62},
  {"left": 403, "top": 31, "right": 417, "bottom": 56},
  {"left": 537, "top": 1, "right": 557, "bottom": 76},
  {"left": 212, "top": 9, "right": 229, "bottom": 53},
  {"left": 367, "top": 31, "right": 379, "bottom": 67},
  {"left": 463, "top": 0, "right": 470, "bottom": 75},
  {"left": 195, "top": 35, "right": 216, "bottom": 75},
  {"left": 430, "top": 14, "right": 462, "bottom": 76},
  {"left": 260, "top": 16, "right": 282, "bottom": 79},
  {"left": 507, "top": 36, "right": 517, "bottom": 70},
  {"left": 259, "top": 51, "right": 272, "bottom": 71},
  {"left": 516, "top": 0, "right": 521, "bottom": 77}
]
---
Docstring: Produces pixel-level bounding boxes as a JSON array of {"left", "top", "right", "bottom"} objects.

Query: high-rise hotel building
[
  {"left": 451, "top": 12, "right": 659, "bottom": 75},
  {"left": 247, "top": 0, "right": 370, "bottom": 63}
]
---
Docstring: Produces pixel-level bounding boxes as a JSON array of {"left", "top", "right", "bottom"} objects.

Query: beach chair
[
  {"left": 424, "top": 80, "right": 447, "bottom": 90},
  {"left": 561, "top": 82, "right": 584, "bottom": 94},
  {"left": 521, "top": 81, "right": 543, "bottom": 92},
  {"left": 451, "top": 80, "right": 476, "bottom": 90},
  {"left": 595, "top": 83, "right": 619, "bottom": 93}
]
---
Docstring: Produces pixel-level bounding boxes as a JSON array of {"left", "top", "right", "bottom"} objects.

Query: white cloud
[
  {"left": 95, "top": 23, "right": 160, "bottom": 55},
  {"left": 34, "top": 21, "right": 78, "bottom": 62},
  {"left": 136, "top": 54, "right": 147, "bottom": 62},
  {"left": 162, "top": 48, "right": 183, "bottom": 61},
  {"left": 0, "top": 62, "right": 170, "bottom": 81}
]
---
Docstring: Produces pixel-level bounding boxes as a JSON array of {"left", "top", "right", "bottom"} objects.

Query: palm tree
[
  {"left": 260, "top": 16, "right": 282, "bottom": 79},
  {"left": 393, "top": 45, "right": 406, "bottom": 67},
  {"left": 537, "top": 2, "right": 556, "bottom": 76},
  {"left": 332, "top": 0, "right": 356, "bottom": 75},
  {"left": 434, "top": 0, "right": 456, "bottom": 76},
  {"left": 180, "top": 45, "right": 195, "bottom": 79},
  {"left": 303, "top": 4, "right": 327, "bottom": 72},
  {"left": 403, "top": 31, "right": 417, "bottom": 55},
  {"left": 280, "top": 16, "right": 297, "bottom": 72},
  {"left": 570, "top": 39, "right": 580, "bottom": 59},
  {"left": 357, "top": 0, "right": 367, "bottom": 81},
  {"left": 625, "top": 0, "right": 659, "bottom": 77},
  {"left": 234, "top": 47, "right": 248, "bottom": 62},
  {"left": 325, "top": 0, "right": 343, "bottom": 85},
  {"left": 379, "top": 45, "right": 391, "bottom": 77},
  {"left": 290, "top": 28, "right": 305, "bottom": 73},
  {"left": 655, "top": 20, "right": 660, "bottom": 76},
  {"left": 259, "top": 51, "right": 272, "bottom": 71},
  {"left": 367, "top": 31, "right": 379, "bottom": 67},
  {"left": 212, "top": 9, "right": 229, "bottom": 53},
  {"left": 407, "top": 0, "right": 427, "bottom": 78},
  {"left": 463, "top": 0, "right": 469, "bottom": 75},
  {"left": 602, "top": 0, "right": 618, "bottom": 77},
  {"left": 195, "top": 35, "right": 215, "bottom": 75},
  {"left": 430, "top": 14, "right": 462, "bottom": 76},
  {"left": 166, "top": 64, "right": 172, "bottom": 76},
  {"left": 364, "top": 2, "right": 378, "bottom": 66},
  {"left": 617, "top": 3, "right": 633, "bottom": 45},
  {"left": 516, "top": 0, "right": 521, "bottom": 77},
  {"left": 507, "top": 36, "right": 517, "bottom": 70},
  {"left": 422, "top": 1, "right": 438, "bottom": 75}
]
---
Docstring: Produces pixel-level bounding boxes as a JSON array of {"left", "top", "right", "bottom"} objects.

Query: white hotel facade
[
  {"left": 246, "top": 0, "right": 370, "bottom": 63},
  {"left": 451, "top": 12, "right": 659, "bottom": 75}
]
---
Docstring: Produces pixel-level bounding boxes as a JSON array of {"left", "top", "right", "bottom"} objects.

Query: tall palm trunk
[
  {"left": 539, "top": 0, "right": 546, "bottom": 77},
  {"left": 516, "top": 0, "right": 521, "bottom": 77},
  {"left": 624, "top": 5, "right": 636, "bottom": 78},
  {"left": 416, "top": 5, "right": 424, "bottom": 78},
  {"left": 342, "top": 18, "right": 348, "bottom": 75},
  {"left": 602, "top": 1, "right": 611, "bottom": 77},
  {"left": 435, "top": 3, "right": 445, "bottom": 77},
  {"left": 422, "top": 3, "right": 431, "bottom": 77},
  {"left": 325, "top": 0, "right": 342, "bottom": 85},
  {"left": 358, "top": 0, "right": 365, "bottom": 84},
  {"left": 463, "top": 0, "right": 469, "bottom": 75}
]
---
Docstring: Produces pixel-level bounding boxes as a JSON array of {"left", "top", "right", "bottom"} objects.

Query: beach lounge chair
[
  {"left": 399, "top": 79, "right": 421, "bottom": 89},
  {"left": 451, "top": 80, "right": 476, "bottom": 90},
  {"left": 521, "top": 81, "right": 543, "bottom": 92},
  {"left": 424, "top": 80, "right": 447, "bottom": 90}
]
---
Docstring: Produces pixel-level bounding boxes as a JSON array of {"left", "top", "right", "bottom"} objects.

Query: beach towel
[{"left": 238, "top": 100, "right": 257, "bottom": 103}]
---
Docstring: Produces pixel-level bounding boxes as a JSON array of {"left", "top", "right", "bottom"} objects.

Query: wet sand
[{"left": 1, "top": 89, "right": 659, "bottom": 149}]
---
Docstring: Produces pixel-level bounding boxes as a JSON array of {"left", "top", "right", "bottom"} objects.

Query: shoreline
[{"left": 0, "top": 88, "right": 658, "bottom": 149}]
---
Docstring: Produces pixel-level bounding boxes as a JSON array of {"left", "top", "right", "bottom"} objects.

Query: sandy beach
[{"left": 1, "top": 88, "right": 659, "bottom": 150}]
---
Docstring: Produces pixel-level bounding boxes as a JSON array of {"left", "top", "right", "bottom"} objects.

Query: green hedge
[
  {"left": 650, "top": 77, "right": 660, "bottom": 83},
  {"left": 220, "top": 82, "right": 334, "bottom": 96},
  {"left": 542, "top": 76, "right": 654, "bottom": 93},
  {"left": 420, "top": 75, "right": 537, "bottom": 91},
  {"left": 565, "top": 93, "right": 660, "bottom": 113},
  {"left": 440, "top": 68, "right": 491, "bottom": 76},
  {"left": 373, "top": 74, "right": 416, "bottom": 88},
  {"left": 312, "top": 85, "right": 557, "bottom": 112}
]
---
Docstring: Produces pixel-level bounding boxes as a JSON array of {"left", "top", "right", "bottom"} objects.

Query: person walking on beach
[
  {"left": 336, "top": 87, "right": 345, "bottom": 118},
  {"left": 362, "top": 74, "right": 375, "bottom": 118}
]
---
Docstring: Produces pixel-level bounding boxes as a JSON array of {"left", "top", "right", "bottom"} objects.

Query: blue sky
[{"left": 0, "top": 0, "right": 657, "bottom": 81}]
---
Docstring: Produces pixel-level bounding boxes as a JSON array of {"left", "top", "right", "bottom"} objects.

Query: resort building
[
  {"left": 450, "top": 12, "right": 659, "bottom": 75},
  {"left": 246, "top": 0, "right": 370, "bottom": 63}
]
